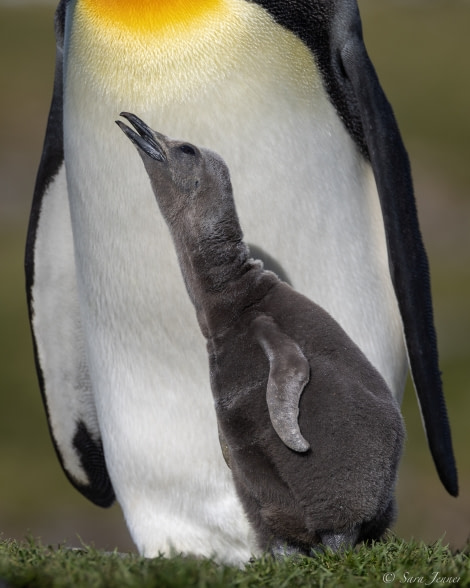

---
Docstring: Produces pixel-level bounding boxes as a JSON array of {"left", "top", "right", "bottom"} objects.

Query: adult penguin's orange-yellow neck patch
[
  {"left": 80, "top": 0, "right": 223, "bottom": 35},
  {"left": 69, "top": 0, "right": 319, "bottom": 109}
]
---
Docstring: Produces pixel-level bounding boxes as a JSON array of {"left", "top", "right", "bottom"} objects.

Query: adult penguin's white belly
[{"left": 63, "top": 0, "right": 406, "bottom": 560}]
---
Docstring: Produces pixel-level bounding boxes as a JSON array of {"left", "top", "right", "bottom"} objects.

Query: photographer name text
[{"left": 383, "top": 571, "right": 460, "bottom": 585}]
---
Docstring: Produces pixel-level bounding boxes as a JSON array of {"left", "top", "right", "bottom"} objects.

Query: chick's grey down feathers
[{"left": 118, "top": 112, "right": 405, "bottom": 554}]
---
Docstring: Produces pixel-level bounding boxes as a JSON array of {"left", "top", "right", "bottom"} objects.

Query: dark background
[{"left": 1, "top": 0, "right": 468, "bottom": 553}]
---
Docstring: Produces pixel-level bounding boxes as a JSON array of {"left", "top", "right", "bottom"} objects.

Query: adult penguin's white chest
[{"left": 63, "top": 0, "right": 406, "bottom": 559}]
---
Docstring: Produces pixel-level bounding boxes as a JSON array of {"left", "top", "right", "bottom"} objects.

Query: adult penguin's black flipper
[
  {"left": 24, "top": 0, "right": 115, "bottom": 507},
  {"left": 336, "top": 4, "right": 458, "bottom": 496}
]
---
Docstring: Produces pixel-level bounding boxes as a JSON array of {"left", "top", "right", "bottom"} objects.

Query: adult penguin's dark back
[{"left": 26, "top": 0, "right": 457, "bottom": 563}]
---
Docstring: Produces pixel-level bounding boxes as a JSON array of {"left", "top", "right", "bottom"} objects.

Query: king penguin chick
[{"left": 117, "top": 112, "right": 405, "bottom": 555}]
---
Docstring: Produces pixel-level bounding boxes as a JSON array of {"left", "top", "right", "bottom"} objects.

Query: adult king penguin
[{"left": 26, "top": 0, "right": 458, "bottom": 562}]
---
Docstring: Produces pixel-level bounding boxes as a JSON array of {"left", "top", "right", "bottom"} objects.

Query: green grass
[{"left": 0, "top": 537, "right": 469, "bottom": 588}]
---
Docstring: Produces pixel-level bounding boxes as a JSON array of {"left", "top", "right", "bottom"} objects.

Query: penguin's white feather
[{"left": 32, "top": 164, "right": 98, "bottom": 486}]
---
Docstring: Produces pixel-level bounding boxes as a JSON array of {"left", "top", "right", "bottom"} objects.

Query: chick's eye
[{"left": 179, "top": 144, "right": 196, "bottom": 156}]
